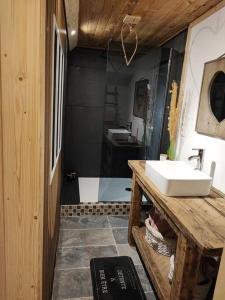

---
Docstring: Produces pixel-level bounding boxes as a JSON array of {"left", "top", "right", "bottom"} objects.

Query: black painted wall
[
  {"left": 163, "top": 30, "right": 187, "bottom": 54},
  {"left": 64, "top": 48, "right": 106, "bottom": 177}
]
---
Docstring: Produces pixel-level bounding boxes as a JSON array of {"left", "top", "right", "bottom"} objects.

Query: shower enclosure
[
  {"left": 62, "top": 36, "right": 185, "bottom": 204},
  {"left": 98, "top": 41, "right": 160, "bottom": 202}
]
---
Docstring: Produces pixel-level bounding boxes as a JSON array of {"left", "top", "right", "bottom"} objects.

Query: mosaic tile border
[{"left": 61, "top": 202, "right": 130, "bottom": 216}]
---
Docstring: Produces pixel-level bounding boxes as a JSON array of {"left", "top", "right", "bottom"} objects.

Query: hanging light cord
[{"left": 121, "top": 23, "right": 138, "bottom": 66}]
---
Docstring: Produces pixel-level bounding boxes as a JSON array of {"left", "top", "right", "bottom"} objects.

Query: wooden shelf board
[{"left": 132, "top": 226, "right": 171, "bottom": 300}]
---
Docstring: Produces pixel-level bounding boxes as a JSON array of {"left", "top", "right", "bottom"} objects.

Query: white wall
[{"left": 176, "top": 6, "right": 225, "bottom": 193}]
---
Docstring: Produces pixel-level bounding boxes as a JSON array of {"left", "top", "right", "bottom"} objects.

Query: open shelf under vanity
[{"left": 132, "top": 226, "right": 171, "bottom": 299}]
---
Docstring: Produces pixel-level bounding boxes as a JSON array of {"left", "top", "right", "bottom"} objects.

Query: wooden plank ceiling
[{"left": 75, "top": 0, "right": 222, "bottom": 49}]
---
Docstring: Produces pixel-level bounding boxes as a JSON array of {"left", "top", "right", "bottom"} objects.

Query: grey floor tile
[
  {"left": 108, "top": 216, "right": 129, "bottom": 228},
  {"left": 116, "top": 244, "right": 142, "bottom": 265},
  {"left": 135, "top": 265, "right": 154, "bottom": 293},
  {"left": 59, "top": 229, "right": 115, "bottom": 247},
  {"left": 112, "top": 228, "right": 128, "bottom": 244},
  {"left": 56, "top": 245, "right": 118, "bottom": 269},
  {"left": 53, "top": 216, "right": 157, "bottom": 300},
  {"left": 52, "top": 268, "right": 92, "bottom": 299},
  {"left": 60, "top": 216, "right": 110, "bottom": 230}
]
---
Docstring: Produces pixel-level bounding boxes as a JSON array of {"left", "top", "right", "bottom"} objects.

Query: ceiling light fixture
[{"left": 121, "top": 15, "right": 141, "bottom": 66}]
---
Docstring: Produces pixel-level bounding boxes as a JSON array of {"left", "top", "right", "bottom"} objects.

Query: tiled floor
[{"left": 52, "top": 215, "right": 157, "bottom": 300}]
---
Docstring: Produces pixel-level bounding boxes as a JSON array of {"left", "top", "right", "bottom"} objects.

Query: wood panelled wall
[
  {"left": 44, "top": 0, "right": 67, "bottom": 299},
  {"left": 0, "top": 0, "right": 67, "bottom": 299},
  {"left": 0, "top": 0, "right": 46, "bottom": 299},
  {"left": 0, "top": 27, "right": 6, "bottom": 300}
]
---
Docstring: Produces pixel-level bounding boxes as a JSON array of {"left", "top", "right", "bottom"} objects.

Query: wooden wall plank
[
  {"left": 0, "top": 0, "right": 46, "bottom": 299},
  {"left": 43, "top": 0, "right": 67, "bottom": 299},
  {"left": 0, "top": 21, "right": 6, "bottom": 300},
  {"left": 43, "top": 0, "right": 54, "bottom": 297},
  {"left": 0, "top": 0, "right": 67, "bottom": 299}
]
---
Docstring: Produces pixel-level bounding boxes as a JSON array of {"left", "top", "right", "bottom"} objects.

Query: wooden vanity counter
[{"left": 128, "top": 160, "right": 225, "bottom": 300}]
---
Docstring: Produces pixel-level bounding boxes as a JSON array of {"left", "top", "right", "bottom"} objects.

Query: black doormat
[{"left": 90, "top": 256, "right": 147, "bottom": 300}]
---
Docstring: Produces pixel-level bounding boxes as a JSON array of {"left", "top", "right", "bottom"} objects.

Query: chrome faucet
[{"left": 188, "top": 148, "right": 204, "bottom": 171}]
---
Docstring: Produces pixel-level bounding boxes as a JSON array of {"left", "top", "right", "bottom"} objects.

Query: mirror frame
[{"left": 196, "top": 57, "right": 225, "bottom": 139}]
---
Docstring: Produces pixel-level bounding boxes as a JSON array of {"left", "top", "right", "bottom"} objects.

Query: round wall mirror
[{"left": 209, "top": 71, "right": 225, "bottom": 122}]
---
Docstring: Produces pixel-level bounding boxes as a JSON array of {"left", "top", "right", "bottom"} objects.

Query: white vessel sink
[
  {"left": 108, "top": 129, "right": 131, "bottom": 140},
  {"left": 145, "top": 160, "right": 212, "bottom": 197}
]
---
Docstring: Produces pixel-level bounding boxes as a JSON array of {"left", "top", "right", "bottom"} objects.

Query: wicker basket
[{"left": 145, "top": 218, "right": 176, "bottom": 257}]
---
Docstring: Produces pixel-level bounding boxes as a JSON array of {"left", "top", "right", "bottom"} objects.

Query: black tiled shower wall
[{"left": 64, "top": 48, "right": 106, "bottom": 177}]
